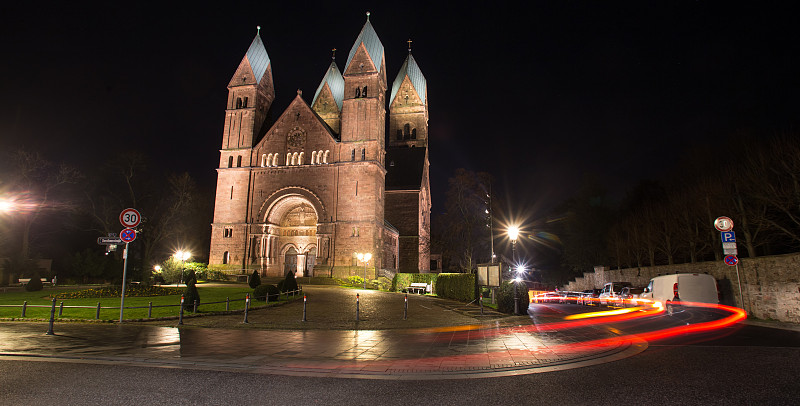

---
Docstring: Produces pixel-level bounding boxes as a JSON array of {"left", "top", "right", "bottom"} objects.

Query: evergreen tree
[
  {"left": 183, "top": 269, "right": 200, "bottom": 312},
  {"left": 281, "top": 271, "right": 298, "bottom": 292},
  {"left": 248, "top": 270, "right": 261, "bottom": 288},
  {"left": 25, "top": 271, "right": 43, "bottom": 292}
]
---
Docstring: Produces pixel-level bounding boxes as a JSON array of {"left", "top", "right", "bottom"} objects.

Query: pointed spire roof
[
  {"left": 391, "top": 53, "right": 427, "bottom": 104},
  {"left": 245, "top": 28, "right": 271, "bottom": 83},
  {"left": 312, "top": 61, "right": 345, "bottom": 110},
  {"left": 345, "top": 12, "right": 384, "bottom": 72}
]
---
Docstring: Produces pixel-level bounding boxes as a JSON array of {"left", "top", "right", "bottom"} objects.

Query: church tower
[
  {"left": 333, "top": 13, "right": 389, "bottom": 270},
  {"left": 311, "top": 56, "right": 344, "bottom": 134},
  {"left": 389, "top": 45, "right": 428, "bottom": 148},
  {"left": 209, "top": 29, "right": 275, "bottom": 267}
]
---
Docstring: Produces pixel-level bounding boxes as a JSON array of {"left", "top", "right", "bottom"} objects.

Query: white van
[
  {"left": 639, "top": 273, "right": 719, "bottom": 315},
  {"left": 598, "top": 282, "right": 632, "bottom": 306}
]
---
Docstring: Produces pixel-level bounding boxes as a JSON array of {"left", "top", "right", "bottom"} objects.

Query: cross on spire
[
  {"left": 331, "top": 48, "right": 336, "bottom": 60},
  {"left": 407, "top": 38, "right": 412, "bottom": 53},
  {"left": 257, "top": 25, "right": 261, "bottom": 35}
]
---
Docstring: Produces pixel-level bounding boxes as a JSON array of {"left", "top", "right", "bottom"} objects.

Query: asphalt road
[{"left": 2, "top": 303, "right": 798, "bottom": 405}]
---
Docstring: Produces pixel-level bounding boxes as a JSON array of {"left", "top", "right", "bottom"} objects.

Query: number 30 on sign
[{"left": 119, "top": 208, "right": 141, "bottom": 228}]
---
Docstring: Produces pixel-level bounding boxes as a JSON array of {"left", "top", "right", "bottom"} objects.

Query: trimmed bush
[
  {"left": 497, "top": 281, "right": 529, "bottom": 314},
  {"left": 280, "top": 271, "right": 298, "bottom": 293},
  {"left": 183, "top": 270, "right": 200, "bottom": 312},
  {"left": 392, "top": 273, "right": 438, "bottom": 292},
  {"left": 253, "top": 284, "right": 280, "bottom": 302},
  {"left": 435, "top": 273, "right": 476, "bottom": 302},
  {"left": 248, "top": 270, "right": 261, "bottom": 289},
  {"left": 25, "top": 273, "right": 44, "bottom": 292}
]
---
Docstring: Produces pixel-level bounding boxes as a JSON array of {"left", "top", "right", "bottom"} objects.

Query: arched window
[
  {"left": 222, "top": 251, "right": 230, "bottom": 264},
  {"left": 323, "top": 150, "right": 330, "bottom": 164},
  {"left": 261, "top": 154, "right": 268, "bottom": 167},
  {"left": 396, "top": 129, "right": 402, "bottom": 140},
  {"left": 355, "top": 87, "right": 361, "bottom": 98},
  {"left": 228, "top": 156, "right": 233, "bottom": 168},
  {"left": 291, "top": 152, "right": 298, "bottom": 165},
  {"left": 311, "top": 151, "right": 317, "bottom": 165},
  {"left": 298, "top": 152, "right": 304, "bottom": 165},
  {"left": 361, "top": 148, "right": 366, "bottom": 161},
  {"left": 235, "top": 98, "right": 242, "bottom": 109},
  {"left": 237, "top": 156, "right": 242, "bottom": 167},
  {"left": 243, "top": 97, "right": 248, "bottom": 108},
  {"left": 403, "top": 123, "right": 411, "bottom": 140},
  {"left": 286, "top": 153, "right": 291, "bottom": 166},
  {"left": 362, "top": 86, "right": 368, "bottom": 97},
  {"left": 411, "top": 128, "right": 417, "bottom": 139},
  {"left": 351, "top": 149, "right": 355, "bottom": 161}
]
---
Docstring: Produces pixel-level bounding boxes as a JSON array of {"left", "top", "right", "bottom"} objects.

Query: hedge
[
  {"left": 497, "top": 281, "right": 529, "bottom": 314},
  {"left": 392, "top": 273, "right": 438, "bottom": 292},
  {"left": 435, "top": 273, "right": 476, "bottom": 302}
]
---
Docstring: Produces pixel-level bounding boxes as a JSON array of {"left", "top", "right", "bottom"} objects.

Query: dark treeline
[
  {"left": 0, "top": 150, "right": 213, "bottom": 285},
  {"left": 554, "top": 132, "right": 800, "bottom": 285}
]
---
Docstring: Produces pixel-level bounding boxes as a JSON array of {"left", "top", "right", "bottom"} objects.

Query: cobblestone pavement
[{"left": 0, "top": 286, "right": 647, "bottom": 379}]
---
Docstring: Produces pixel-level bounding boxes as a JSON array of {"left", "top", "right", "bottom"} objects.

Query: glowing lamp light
[
  {"left": 154, "top": 265, "right": 162, "bottom": 272},
  {"left": 174, "top": 250, "right": 191, "bottom": 261},
  {"left": 507, "top": 225, "right": 520, "bottom": 242},
  {"left": 0, "top": 199, "right": 13, "bottom": 213},
  {"left": 515, "top": 265, "right": 525, "bottom": 274},
  {"left": 513, "top": 277, "right": 522, "bottom": 283}
]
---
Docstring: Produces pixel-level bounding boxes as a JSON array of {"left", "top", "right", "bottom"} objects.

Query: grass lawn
[{"left": 0, "top": 283, "right": 297, "bottom": 321}]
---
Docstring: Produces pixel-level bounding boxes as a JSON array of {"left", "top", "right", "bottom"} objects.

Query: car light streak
[{"left": 564, "top": 307, "right": 640, "bottom": 320}]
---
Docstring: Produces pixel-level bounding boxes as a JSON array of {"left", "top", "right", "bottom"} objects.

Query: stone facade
[
  {"left": 209, "top": 18, "right": 431, "bottom": 278},
  {"left": 562, "top": 253, "right": 800, "bottom": 323}
]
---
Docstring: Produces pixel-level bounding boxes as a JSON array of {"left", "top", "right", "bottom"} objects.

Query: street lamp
[
  {"left": 514, "top": 265, "right": 526, "bottom": 315},
  {"left": 356, "top": 252, "right": 372, "bottom": 289},
  {"left": 174, "top": 250, "right": 191, "bottom": 286},
  {"left": 0, "top": 198, "right": 14, "bottom": 213}
]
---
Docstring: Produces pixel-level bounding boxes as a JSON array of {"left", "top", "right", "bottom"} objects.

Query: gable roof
[
  {"left": 246, "top": 33, "right": 271, "bottom": 83},
  {"left": 391, "top": 53, "right": 427, "bottom": 104},
  {"left": 345, "top": 18, "right": 384, "bottom": 72},
  {"left": 385, "top": 147, "right": 427, "bottom": 190},
  {"left": 312, "top": 61, "right": 345, "bottom": 110}
]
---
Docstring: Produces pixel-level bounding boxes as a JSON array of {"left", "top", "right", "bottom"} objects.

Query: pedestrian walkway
[{"left": 0, "top": 286, "right": 647, "bottom": 379}]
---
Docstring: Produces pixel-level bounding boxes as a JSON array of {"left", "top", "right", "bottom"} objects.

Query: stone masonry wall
[{"left": 562, "top": 253, "right": 800, "bottom": 323}]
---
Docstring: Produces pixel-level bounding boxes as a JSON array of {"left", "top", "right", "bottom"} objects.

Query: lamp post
[
  {"left": 507, "top": 226, "right": 520, "bottom": 314},
  {"left": 174, "top": 250, "right": 191, "bottom": 286},
  {"left": 356, "top": 252, "right": 372, "bottom": 289},
  {"left": 514, "top": 265, "right": 526, "bottom": 315}
]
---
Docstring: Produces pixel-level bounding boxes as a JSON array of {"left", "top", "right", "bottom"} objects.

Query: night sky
[{"left": 3, "top": 1, "right": 800, "bottom": 220}]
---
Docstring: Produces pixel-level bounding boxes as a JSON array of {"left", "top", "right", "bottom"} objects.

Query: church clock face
[{"left": 287, "top": 129, "right": 306, "bottom": 147}]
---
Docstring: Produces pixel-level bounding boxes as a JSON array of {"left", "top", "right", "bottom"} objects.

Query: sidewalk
[{"left": 0, "top": 286, "right": 647, "bottom": 379}]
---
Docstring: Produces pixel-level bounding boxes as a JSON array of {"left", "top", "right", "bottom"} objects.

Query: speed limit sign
[{"left": 119, "top": 208, "right": 141, "bottom": 228}]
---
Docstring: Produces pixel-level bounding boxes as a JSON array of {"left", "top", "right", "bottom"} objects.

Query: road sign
[
  {"left": 724, "top": 247, "right": 738, "bottom": 255},
  {"left": 714, "top": 216, "right": 734, "bottom": 232},
  {"left": 119, "top": 228, "right": 137, "bottom": 243},
  {"left": 119, "top": 208, "right": 141, "bottom": 228},
  {"left": 721, "top": 231, "right": 736, "bottom": 243},
  {"left": 97, "top": 237, "right": 124, "bottom": 245},
  {"left": 724, "top": 255, "right": 739, "bottom": 266}
]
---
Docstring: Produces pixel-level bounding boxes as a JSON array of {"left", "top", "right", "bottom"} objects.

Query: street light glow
[
  {"left": 174, "top": 250, "right": 191, "bottom": 261},
  {"left": 516, "top": 265, "right": 525, "bottom": 274},
  {"left": 507, "top": 225, "right": 519, "bottom": 242},
  {"left": 0, "top": 199, "right": 13, "bottom": 213}
]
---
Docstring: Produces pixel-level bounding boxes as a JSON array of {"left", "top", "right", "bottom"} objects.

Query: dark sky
[{"left": 3, "top": 1, "right": 800, "bottom": 219}]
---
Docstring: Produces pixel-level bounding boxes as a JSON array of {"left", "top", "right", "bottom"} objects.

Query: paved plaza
[{"left": 0, "top": 286, "right": 647, "bottom": 379}]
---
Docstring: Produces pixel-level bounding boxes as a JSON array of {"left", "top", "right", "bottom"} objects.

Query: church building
[{"left": 208, "top": 14, "right": 431, "bottom": 279}]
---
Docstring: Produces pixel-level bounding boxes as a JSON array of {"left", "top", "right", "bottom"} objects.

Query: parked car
[
  {"left": 561, "top": 291, "right": 582, "bottom": 304},
  {"left": 639, "top": 273, "right": 719, "bottom": 315},
  {"left": 579, "top": 289, "right": 603, "bottom": 306},
  {"left": 533, "top": 292, "right": 560, "bottom": 303},
  {"left": 619, "top": 287, "right": 645, "bottom": 307},
  {"left": 598, "top": 282, "right": 632, "bottom": 306}
]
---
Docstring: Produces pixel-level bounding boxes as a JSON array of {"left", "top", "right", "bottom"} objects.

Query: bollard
[
  {"left": 96, "top": 302, "right": 101, "bottom": 319},
  {"left": 226, "top": 297, "right": 230, "bottom": 311},
  {"left": 58, "top": 301, "right": 64, "bottom": 317},
  {"left": 302, "top": 295, "right": 307, "bottom": 322},
  {"left": 243, "top": 294, "right": 250, "bottom": 324},
  {"left": 193, "top": 299, "right": 198, "bottom": 313},
  {"left": 403, "top": 294, "right": 408, "bottom": 320},
  {"left": 178, "top": 295, "right": 184, "bottom": 325},
  {"left": 480, "top": 293, "right": 484, "bottom": 315},
  {"left": 148, "top": 301, "right": 153, "bottom": 319},
  {"left": 45, "top": 298, "right": 56, "bottom": 335},
  {"left": 22, "top": 301, "right": 27, "bottom": 317},
  {"left": 356, "top": 293, "right": 360, "bottom": 321}
]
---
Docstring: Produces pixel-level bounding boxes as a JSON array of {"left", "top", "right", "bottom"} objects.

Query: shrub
[
  {"left": 497, "top": 281, "right": 529, "bottom": 314},
  {"left": 253, "top": 284, "right": 280, "bottom": 302},
  {"left": 248, "top": 270, "right": 261, "bottom": 288},
  {"left": 392, "top": 273, "right": 438, "bottom": 292},
  {"left": 183, "top": 270, "right": 200, "bottom": 312},
  {"left": 25, "top": 273, "right": 44, "bottom": 292},
  {"left": 54, "top": 285, "right": 183, "bottom": 299},
  {"left": 281, "top": 271, "right": 298, "bottom": 292},
  {"left": 435, "top": 273, "right": 476, "bottom": 302},
  {"left": 343, "top": 275, "right": 365, "bottom": 287}
]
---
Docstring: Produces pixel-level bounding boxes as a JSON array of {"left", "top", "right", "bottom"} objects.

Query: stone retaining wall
[{"left": 562, "top": 253, "right": 800, "bottom": 323}]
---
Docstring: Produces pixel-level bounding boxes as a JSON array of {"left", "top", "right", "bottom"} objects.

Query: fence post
[
  {"left": 302, "top": 295, "right": 307, "bottom": 322},
  {"left": 226, "top": 297, "right": 230, "bottom": 311},
  {"left": 403, "top": 294, "right": 408, "bottom": 320},
  {"left": 356, "top": 293, "right": 360, "bottom": 321},
  {"left": 45, "top": 298, "right": 56, "bottom": 335},
  {"left": 193, "top": 299, "right": 198, "bottom": 313},
  {"left": 58, "top": 301, "right": 64, "bottom": 317},
  {"left": 243, "top": 294, "right": 250, "bottom": 324},
  {"left": 22, "top": 301, "right": 27, "bottom": 317},
  {"left": 148, "top": 301, "right": 152, "bottom": 319},
  {"left": 96, "top": 302, "right": 101, "bottom": 319},
  {"left": 178, "top": 295, "right": 184, "bottom": 325}
]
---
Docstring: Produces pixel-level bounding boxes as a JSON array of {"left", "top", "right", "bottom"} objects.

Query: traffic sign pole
[{"left": 120, "top": 242, "right": 129, "bottom": 323}]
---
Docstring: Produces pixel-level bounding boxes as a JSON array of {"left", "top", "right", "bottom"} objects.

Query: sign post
[
  {"left": 715, "top": 216, "right": 745, "bottom": 311},
  {"left": 117, "top": 209, "right": 140, "bottom": 323}
]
